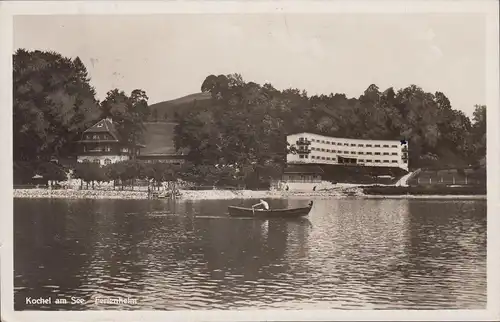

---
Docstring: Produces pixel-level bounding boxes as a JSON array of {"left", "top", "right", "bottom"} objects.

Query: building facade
[
  {"left": 287, "top": 132, "right": 409, "bottom": 171},
  {"left": 76, "top": 118, "right": 145, "bottom": 166},
  {"left": 281, "top": 165, "right": 323, "bottom": 183}
]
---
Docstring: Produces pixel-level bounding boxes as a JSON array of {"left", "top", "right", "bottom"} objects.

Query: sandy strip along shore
[
  {"left": 13, "top": 187, "right": 485, "bottom": 200},
  {"left": 12, "top": 187, "right": 359, "bottom": 200}
]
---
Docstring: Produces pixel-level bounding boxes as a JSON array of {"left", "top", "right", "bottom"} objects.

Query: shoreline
[
  {"left": 13, "top": 188, "right": 486, "bottom": 201},
  {"left": 361, "top": 194, "right": 486, "bottom": 200}
]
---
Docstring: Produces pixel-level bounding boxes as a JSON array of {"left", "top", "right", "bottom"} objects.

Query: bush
[
  {"left": 73, "top": 162, "right": 107, "bottom": 189},
  {"left": 14, "top": 161, "right": 36, "bottom": 184},
  {"left": 14, "top": 161, "right": 68, "bottom": 185},
  {"left": 36, "top": 162, "right": 67, "bottom": 182}
]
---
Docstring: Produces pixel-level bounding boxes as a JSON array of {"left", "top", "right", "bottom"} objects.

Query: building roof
[
  {"left": 79, "top": 120, "right": 188, "bottom": 154},
  {"left": 79, "top": 118, "right": 147, "bottom": 147},
  {"left": 288, "top": 132, "right": 406, "bottom": 144},
  {"left": 283, "top": 164, "right": 324, "bottom": 174},
  {"left": 140, "top": 122, "right": 181, "bottom": 156},
  {"left": 83, "top": 118, "right": 121, "bottom": 141}
]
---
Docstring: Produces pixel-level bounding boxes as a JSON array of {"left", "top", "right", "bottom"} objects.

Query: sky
[{"left": 14, "top": 13, "right": 486, "bottom": 117}]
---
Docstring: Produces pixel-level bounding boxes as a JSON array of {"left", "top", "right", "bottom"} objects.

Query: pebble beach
[
  {"left": 13, "top": 185, "right": 364, "bottom": 200},
  {"left": 12, "top": 186, "right": 485, "bottom": 200}
]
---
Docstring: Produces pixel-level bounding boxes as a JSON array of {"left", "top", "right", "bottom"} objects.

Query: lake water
[{"left": 13, "top": 197, "right": 487, "bottom": 310}]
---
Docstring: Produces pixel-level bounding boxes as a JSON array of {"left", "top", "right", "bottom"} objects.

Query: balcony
[
  {"left": 297, "top": 147, "right": 311, "bottom": 154},
  {"left": 296, "top": 138, "right": 311, "bottom": 146}
]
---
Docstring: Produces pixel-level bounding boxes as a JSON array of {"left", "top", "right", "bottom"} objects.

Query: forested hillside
[
  {"left": 13, "top": 49, "right": 152, "bottom": 184},
  {"left": 12, "top": 50, "right": 486, "bottom": 188},
  {"left": 174, "top": 73, "right": 486, "bottom": 171},
  {"left": 13, "top": 49, "right": 150, "bottom": 163}
]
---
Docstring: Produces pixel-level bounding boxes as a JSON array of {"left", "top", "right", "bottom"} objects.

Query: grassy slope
[
  {"left": 141, "top": 122, "right": 178, "bottom": 155},
  {"left": 149, "top": 92, "right": 211, "bottom": 121},
  {"left": 143, "top": 92, "right": 212, "bottom": 154}
]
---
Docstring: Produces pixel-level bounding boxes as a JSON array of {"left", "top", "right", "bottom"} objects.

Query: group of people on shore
[{"left": 147, "top": 184, "right": 181, "bottom": 199}]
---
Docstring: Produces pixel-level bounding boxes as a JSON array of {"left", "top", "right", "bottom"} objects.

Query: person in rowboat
[{"left": 252, "top": 199, "right": 270, "bottom": 211}]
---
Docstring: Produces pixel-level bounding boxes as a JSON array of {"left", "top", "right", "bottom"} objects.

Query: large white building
[{"left": 287, "top": 132, "right": 409, "bottom": 171}]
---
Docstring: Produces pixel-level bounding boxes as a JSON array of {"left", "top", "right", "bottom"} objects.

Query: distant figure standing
[
  {"left": 285, "top": 185, "right": 289, "bottom": 191},
  {"left": 313, "top": 186, "right": 317, "bottom": 191},
  {"left": 252, "top": 199, "right": 270, "bottom": 210}
]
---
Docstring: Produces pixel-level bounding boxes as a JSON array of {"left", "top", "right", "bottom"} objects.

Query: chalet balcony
[{"left": 296, "top": 138, "right": 311, "bottom": 146}]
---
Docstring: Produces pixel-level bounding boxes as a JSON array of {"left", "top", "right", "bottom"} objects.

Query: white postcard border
[{"left": 1, "top": 1, "right": 499, "bottom": 321}]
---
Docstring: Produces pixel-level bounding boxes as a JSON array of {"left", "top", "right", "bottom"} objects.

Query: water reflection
[
  {"left": 402, "top": 200, "right": 487, "bottom": 308},
  {"left": 14, "top": 198, "right": 486, "bottom": 310}
]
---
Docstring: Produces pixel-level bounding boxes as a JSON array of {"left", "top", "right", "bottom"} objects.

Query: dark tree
[
  {"left": 100, "top": 89, "right": 148, "bottom": 146},
  {"left": 74, "top": 162, "right": 107, "bottom": 189},
  {"left": 13, "top": 49, "right": 101, "bottom": 162}
]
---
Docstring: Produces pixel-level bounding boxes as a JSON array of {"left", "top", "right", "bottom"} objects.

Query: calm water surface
[{"left": 14, "top": 198, "right": 486, "bottom": 310}]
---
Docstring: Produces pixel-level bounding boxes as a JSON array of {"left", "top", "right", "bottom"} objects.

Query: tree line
[
  {"left": 14, "top": 160, "right": 178, "bottom": 190},
  {"left": 174, "top": 73, "right": 487, "bottom": 175},
  {"left": 13, "top": 49, "right": 155, "bottom": 184},
  {"left": 13, "top": 49, "right": 150, "bottom": 164},
  {"left": 13, "top": 49, "right": 487, "bottom": 188},
  {"left": 11, "top": 49, "right": 275, "bottom": 188},
  {"left": 14, "top": 159, "right": 255, "bottom": 190}
]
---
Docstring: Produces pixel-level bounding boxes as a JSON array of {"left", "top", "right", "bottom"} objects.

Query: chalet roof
[
  {"left": 283, "top": 164, "right": 324, "bottom": 174},
  {"left": 83, "top": 118, "right": 121, "bottom": 141}
]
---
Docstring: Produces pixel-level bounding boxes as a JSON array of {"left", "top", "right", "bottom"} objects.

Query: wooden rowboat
[{"left": 228, "top": 201, "right": 313, "bottom": 218}]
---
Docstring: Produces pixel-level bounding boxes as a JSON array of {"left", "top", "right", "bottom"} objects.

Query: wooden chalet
[{"left": 76, "top": 118, "right": 145, "bottom": 166}]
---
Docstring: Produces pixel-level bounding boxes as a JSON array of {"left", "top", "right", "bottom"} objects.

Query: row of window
[
  {"left": 85, "top": 134, "right": 114, "bottom": 140},
  {"left": 311, "top": 155, "right": 399, "bottom": 163},
  {"left": 81, "top": 158, "right": 113, "bottom": 165},
  {"left": 298, "top": 154, "right": 407, "bottom": 164},
  {"left": 310, "top": 147, "right": 398, "bottom": 156},
  {"left": 83, "top": 146, "right": 130, "bottom": 153},
  {"left": 84, "top": 146, "right": 112, "bottom": 152},
  {"left": 307, "top": 138, "right": 399, "bottom": 148},
  {"left": 142, "top": 159, "right": 183, "bottom": 164}
]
